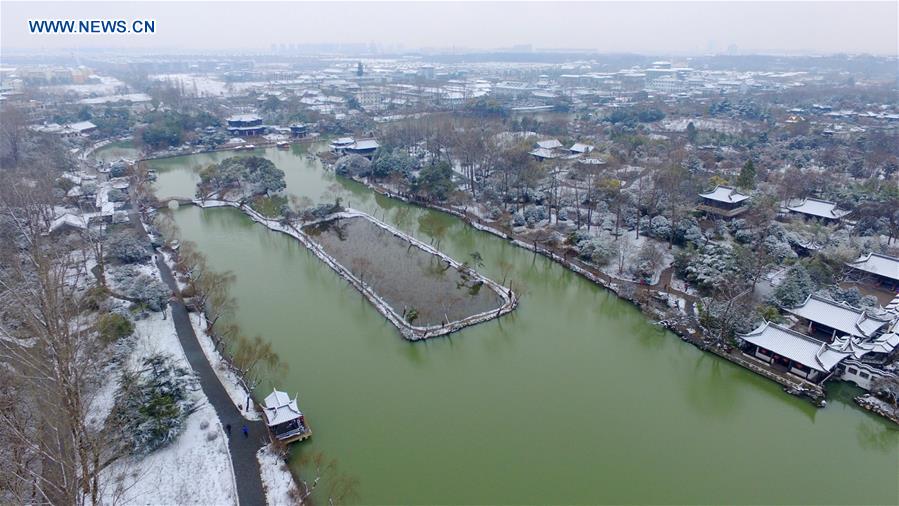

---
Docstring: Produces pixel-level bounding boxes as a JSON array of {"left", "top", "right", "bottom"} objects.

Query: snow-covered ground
[
  {"left": 258, "top": 445, "right": 300, "bottom": 505},
  {"left": 191, "top": 312, "right": 260, "bottom": 420},
  {"left": 94, "top": 274, "right": 237, "bottom": 504},
  {"left": 670, "top": 276, "right": 698, "bottom": 296}
]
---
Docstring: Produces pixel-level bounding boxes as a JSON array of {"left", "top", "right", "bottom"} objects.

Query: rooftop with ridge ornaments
[{"left": 786, "top": 293, "right": 893, "bottom": 339}]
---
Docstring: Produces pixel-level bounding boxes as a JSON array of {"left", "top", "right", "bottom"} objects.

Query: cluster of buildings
[{"left": 739, "top": 287, "right": 899, "bottom": 390}]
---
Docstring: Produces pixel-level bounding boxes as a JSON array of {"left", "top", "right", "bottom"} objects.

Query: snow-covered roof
[
  {"left": 227, "top": 114, "right": 262, "bottom": 123},
  {"left": 351, "top": 139, "right": 379, "bottom": 150},
  {"left": 68, "top": 120, "right": 97, "bottom": 132},
  {"left": 786, "top": 294, "right": 891, "bottom": 338},
  {"left": 569, "top": 143, "right": 594, "bottom": 153},
  {"left": 786, "top": 198, "right": 849, "bottom": 219},
  {"left": 331, "top": 137, "right": 355, "bottom": 146},
  {"left": 536, "top": 139, "right": 562, "bottom": 150},
  {"left": 847, "top": 252, "right": 899, "bottom": 282},
  {"left": 739, "top": 321, "right": 852, "bottom": 373},
  {"left": 831, "top": 333, "right": 899, "bottom": 359},
  {"left": 529, "top": 148, "right": 559, "bottom": 159},
  {"left": 262, "top": 389, "right": 303, "bottom": 427},
  {"left": 48, "top": 213, "right": 88, "bottom": 234},
  {"left": 698, "top": 185, "right": 749, "bottom": 204}
]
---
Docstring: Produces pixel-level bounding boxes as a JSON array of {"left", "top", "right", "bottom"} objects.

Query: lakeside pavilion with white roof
[
  {"left": 738, "top": 321, "right": 853, "bottom": 382},
  {"left": 262, "top": 389, "right": 311, "bottom": 443}
]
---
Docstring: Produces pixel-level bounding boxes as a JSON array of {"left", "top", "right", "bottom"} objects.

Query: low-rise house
[
  {"left": 696, "top": 185, "right": 750, "bottom": 218},
  {"left": 847, "top": 252, "right": 899, "bottom": 290},
  {"left": 786, "top": 197, "right": 850, "bottom": 221},
  {"left": 786, "top": 294, "right": 892, "bottom": 341}
]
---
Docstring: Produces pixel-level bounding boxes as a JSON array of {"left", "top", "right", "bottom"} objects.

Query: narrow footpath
[{"left": 129, "top": 208, "right": 267, "bottom": 506}]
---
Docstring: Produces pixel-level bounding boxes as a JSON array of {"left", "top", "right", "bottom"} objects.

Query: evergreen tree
[
  {"left": 686, "top": 121, "right": 697, "bottom": 144},
  {"left": 737, "top": 159, "right": 757, "bottom": 190}
]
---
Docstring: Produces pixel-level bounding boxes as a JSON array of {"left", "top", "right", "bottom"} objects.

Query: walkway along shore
[
  {"left": 181, "top": 198, "right": 518, "bottom": 340},
  {"left": 128, "top": 208, "right": 267, "bottom": 506}
]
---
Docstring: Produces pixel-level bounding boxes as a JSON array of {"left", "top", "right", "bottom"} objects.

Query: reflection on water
[{"left": 156, "top": 147, "right": 899, "bottom": 505}]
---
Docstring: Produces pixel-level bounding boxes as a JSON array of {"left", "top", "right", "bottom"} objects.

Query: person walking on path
[
  {"left": 242, "top": 425, "right": 249, "bottom": 438},
  {"left": 225, "top": 423, "right": 231, "bottom": 435}
]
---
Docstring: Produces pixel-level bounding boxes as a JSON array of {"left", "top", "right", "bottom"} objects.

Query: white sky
[{"left": 1, "top": 1, "right": 897, "bottom": 55}]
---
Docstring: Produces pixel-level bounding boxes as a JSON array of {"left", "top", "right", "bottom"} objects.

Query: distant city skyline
[{"left": 2, "top": 1, "right": 897, "bottom": 56}]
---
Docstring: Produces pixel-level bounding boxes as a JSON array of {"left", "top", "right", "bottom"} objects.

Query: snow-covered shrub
[
  {"left": 557, "top": 208, "right": 569, "bottom": 222},
  {"left": 733, "top": 228, "right": 754, "bottom": 243},
  {"left": 622, "top": 206, "right": 639, "bottom": 229},
  {"left": 675, "top": 217, "right": 703, "bottom": 245},
  {"left": 818, "top": 286, "right": 879, "bottom": 309},
  {"left": 107, "top": 188, "right": 127, "bottom": 203},
  {"left": 577, "top": 236, "right": 614, "bottom": 266},
  {"left": 763, "top": 234, "right": 798, "bottom": 262},
  {"left": 771, "top": 264, "right": 815, "bottom": 308},
  {"left": 649, "top": 215, "right": 672, "bottom": 240},
  {"left": 106, "top": 232, "right": 151, "bottom": 264},
  {"left": 300, "top": 201, "right": 343, "bottom": 222},
  {"left": 675, "top": 243, "right": 735, "bottom": 290},
  {"left": 511, "top": 210, "right": 526, "bottom": 227},
  {"left": 109, "top": 353, "right": 197, "bottom": 455},
  {"left": 631, "top": 242, "right": 664, "bottom": 283},
  {"left": 523, "top": 206, "right": 548, "bottom": 227},
  {"left": 111, "top": 266, "right": 171, "bottom": 311},
  {"left": 98, "top": 313, "right": 134, "bottom": 343}
]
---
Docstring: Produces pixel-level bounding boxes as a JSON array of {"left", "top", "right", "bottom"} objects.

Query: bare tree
[{"left": 0, "top": 174, "right": 123, "bottom": 505}]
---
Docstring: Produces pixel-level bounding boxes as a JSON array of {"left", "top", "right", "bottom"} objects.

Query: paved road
[{"left": 128, "top": 205, "right": 267, "bottom": 506}]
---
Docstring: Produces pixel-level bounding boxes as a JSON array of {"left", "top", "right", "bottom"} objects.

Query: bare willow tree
[
  {"left": 290, "top": 450, "right": 359, "bottom": 506},
  {"left": 0, "top": 173, "right": 124, "bottom": 505}
]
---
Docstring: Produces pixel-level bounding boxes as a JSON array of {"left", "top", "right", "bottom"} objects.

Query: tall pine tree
[{"left": 737, "top": 159, "right": 757, "bottom": 190}]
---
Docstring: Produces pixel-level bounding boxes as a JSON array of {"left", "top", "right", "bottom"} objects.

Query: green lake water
[
  {"left": 91, "top": 139, "right": 141, "bottom": 162},
  {"left": 150, "top": 146, "right": 898, "bottom": 505}
]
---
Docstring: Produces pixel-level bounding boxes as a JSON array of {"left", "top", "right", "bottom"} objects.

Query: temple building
[
  {"left": 226, "top": 114, "right": 265, "bottom": 136},
  {"left": 345, "top": 139, "right": 380, "bottom": 157},
  {"left": 289, "top": 123, "right": 309, "bottom": 138},
  {"left": 696, "top": 185, "right": 750, "bottom": 218},
  {"left": 786, "top": 294, "right": 892, "bottom": 341},
  {"left": 786, "top": 197, "right": 850, "bottom": 221},
  {"left": 847, "top": 252, "right": 899, "bottom": 290},
  {"left": 739, "top": 321, "right": 853, "bottom": 382}
]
